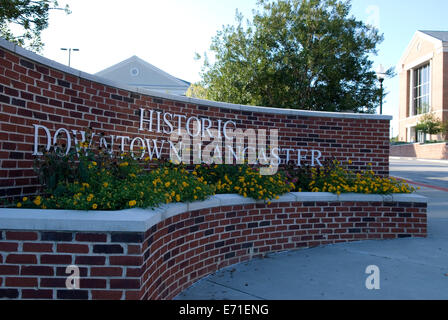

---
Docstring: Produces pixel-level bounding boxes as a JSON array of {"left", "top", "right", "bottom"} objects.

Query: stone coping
[
  {"left": 0, "top": 37, "right": 392, "bottom": 121},
  {"left": 0, "top": 193, "right": 427, "bottom": 233}
]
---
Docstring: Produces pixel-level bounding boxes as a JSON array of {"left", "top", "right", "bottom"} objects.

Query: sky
[{"left": 39, "top": 0, "right": 448, "bottom": 137}]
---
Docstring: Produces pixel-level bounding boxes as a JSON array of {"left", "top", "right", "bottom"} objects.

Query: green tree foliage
[
  {"left": 186, "top": 82, "right": 209, "bottom": 100},
  {"left": 199, "top": 0, "right": 385, "bottom": 113},
  {"left": 415, "top": 113, "right": 443, "bottom": 135},
  {"left": 0, "top": 0, "right": 70, "bottom": 52}
]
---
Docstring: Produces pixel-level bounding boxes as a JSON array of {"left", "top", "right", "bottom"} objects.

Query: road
[
  {"left": 390, "top": 157, "right": 448, "bottom": 218},
  {"left": 390, "top": 158, "right": 448, "bottom": 190}
]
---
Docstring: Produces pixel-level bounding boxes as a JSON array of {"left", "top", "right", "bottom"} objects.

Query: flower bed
[{"left": 6, "top": 141, "right": 417, "bottom": 211}]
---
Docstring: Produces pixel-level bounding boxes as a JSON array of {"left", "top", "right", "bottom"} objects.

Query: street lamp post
[
  {"left": 60, "top": 48, "right": 79, "bottom": 67},
  {"left": 376, "top": 64, "right": 387, "bottom": 115}
]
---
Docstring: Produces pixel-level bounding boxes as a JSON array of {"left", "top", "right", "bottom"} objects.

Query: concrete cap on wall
[{"left": 0, "top": 193, "right": 427, "bottom": 233}]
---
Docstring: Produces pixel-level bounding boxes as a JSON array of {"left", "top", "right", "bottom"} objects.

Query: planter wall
[{"left": 0, "top": 193, "right": 427, "bottom": 300}]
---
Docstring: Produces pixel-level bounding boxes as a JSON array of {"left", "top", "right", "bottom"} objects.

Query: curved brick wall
[
  {"left": 0, "top": 193, "right": 427, "bottom": 300},
  {"left": 0, "top": 38, "right": 392, "bottom": 199}
]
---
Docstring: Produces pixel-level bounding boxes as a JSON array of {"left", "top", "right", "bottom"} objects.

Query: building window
[{"left": 413, "top": 63, "right": 430, "bottom": 115}]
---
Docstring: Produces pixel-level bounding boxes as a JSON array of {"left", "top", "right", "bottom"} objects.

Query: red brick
[
  {"left": 75, "top": 233, "right": 108, "bottom": 242},
  {"left": 21, "top": 266, "right": 54, "bottom": 276},
  {"left": 6, "top": 254, "right": 37, "bottom": 264},
  {"left": 110, "top": 279, "right": 140, "bottom": 289},
  {"left": 79, "top": 278, "right": 107, "bottom": 289},
  {"left": 0, "top": 265, "right": 20, "bottom": 275},
  {"left": 23, "top": 243, "right": 53, "bottom": 253},
  {"left": 90, "top": 267, "right": 123, "bottom": 277},
  {"left": 40, "top": 254, "right": 72, "bottom": 265},
  {"left": 22, "top": 289, "right": 53, "bottom": 299},
  {"left": 6, "top": 231, "right": 37, "bottom": 240},
  {"left": 92, "top": 290, "right": 123, "bottom": 300},
  {"left": 75, "top": 256, "right": 105, "bottom": 265},
  {"left": 0, "top": 242, "right": 18, "bottom": 252},
  {"left": 57, "top": 244, "right": 89, "bottom": 254},
  {"left": 40, "top": 277, "right": 67, "bottom": 288},
  {"left": 5, "top": 277, "right": 38, "bottom": 287}
]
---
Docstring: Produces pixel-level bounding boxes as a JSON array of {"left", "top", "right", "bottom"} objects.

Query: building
[
  {"left": 95, "top": 55, "right": 191, "bottom": 96},
  {"left": 397, "top": 30, "right": 448, "bottom": 142}
]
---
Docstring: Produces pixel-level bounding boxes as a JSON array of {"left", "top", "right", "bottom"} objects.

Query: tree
[
  {"left": 186, "top": 83, "right": 209, "bottom": 100},
  {"left": 199, "top": 0, "right": 386, "bottom": 113},
  {"left": 0, "top": 0, "right": 70, "bottom": 52},
  {"left": 442, "top": 120, "right": 448, "bottom": 141},
  {"left": 415, "top": 113, "right": 442, "bottom": 136}
]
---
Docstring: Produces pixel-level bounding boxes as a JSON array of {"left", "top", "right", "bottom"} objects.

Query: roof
[
  {"left": 397, "top": 30, "right": 448, "bottom": 72},
  {"left": 418, "top": 30, "right": 448, "bottom": 42},
  {"left": 95, "top": 56, "right": 190, "bottom": 95}
]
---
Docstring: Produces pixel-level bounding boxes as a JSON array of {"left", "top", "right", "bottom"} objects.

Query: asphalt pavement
[
  {"left": 389, "top": 157, "right": 448, "bottom": 190},
  {"left": 175, "top": 158, "right": 448, "bottom": 300}
]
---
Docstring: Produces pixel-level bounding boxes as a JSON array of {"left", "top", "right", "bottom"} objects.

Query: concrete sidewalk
[{"left": 175, "top": 186, "right": 448, "bottom": 300}]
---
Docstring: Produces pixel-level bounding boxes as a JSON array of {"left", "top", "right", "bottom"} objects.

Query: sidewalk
[{"left": 175, "top": 185, "right": 448, "bottom": 300}]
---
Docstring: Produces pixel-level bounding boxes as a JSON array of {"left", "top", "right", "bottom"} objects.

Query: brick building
[{"left": 398, "top": 30, "right": 448, "bottom": 142}]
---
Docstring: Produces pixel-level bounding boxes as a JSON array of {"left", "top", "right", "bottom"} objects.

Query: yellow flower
[
  {"left": 92, "top": 161, "right": 97, "bottom": 166},
  {"left": 92, "top": 203, "right": 98, "bottom": 209},
  {"left": 22, "top": 197, "right": 28, "bottom": 202},
  {"left": 33, "top": 197, "right": 41, "bottom": 206},
  {"left": 128, "top": 200, "right": 137, "bottom": 207},
  {"left": 17, "top": 202, "right": 22, "bottom": 208},
  {"left": 103, "top": 182, "right": 109, "bottom": 188},
  {"left": 176, "top": 194, "right": 181, "bottom": 202},
  {"left": 119, "top": 162, "right": 129, "bottom": 167},
  {"left": 165, "top": 182, "right": 171, "bottom": 188}
]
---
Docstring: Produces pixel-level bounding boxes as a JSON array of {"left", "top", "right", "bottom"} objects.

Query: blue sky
[{"left": 40, "top": 0, "right": 448, "bottom": 136}]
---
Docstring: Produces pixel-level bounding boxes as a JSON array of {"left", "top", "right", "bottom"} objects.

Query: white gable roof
[
  {"left": 95, "top": 56, "right": 190, "bottom": 95},
  {"left": 397, "top": 31, "right": 448, "bottom": 72}
]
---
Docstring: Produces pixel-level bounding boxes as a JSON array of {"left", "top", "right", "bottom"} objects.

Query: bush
[{"left": 415, "top": 113, "right": 442, "bottom": 135}]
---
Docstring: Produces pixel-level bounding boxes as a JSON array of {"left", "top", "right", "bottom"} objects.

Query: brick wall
[
  {"left": 0, "top": 40, "right": 391, "bottom": 199},
  {"left": 0, "top": 199, "right": 427, "bottom": 300},
  {"left": 391, "top": 143, "right": 448, "bottom": 160}
]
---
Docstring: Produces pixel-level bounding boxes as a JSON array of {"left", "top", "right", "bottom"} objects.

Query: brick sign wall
[{"left": 0, "top": 39, "right": 391, "bottom": 199}]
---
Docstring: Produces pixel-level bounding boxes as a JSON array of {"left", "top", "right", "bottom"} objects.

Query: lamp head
[{"left": 376, "top": 64, "right": 386, "bottom": 80}]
